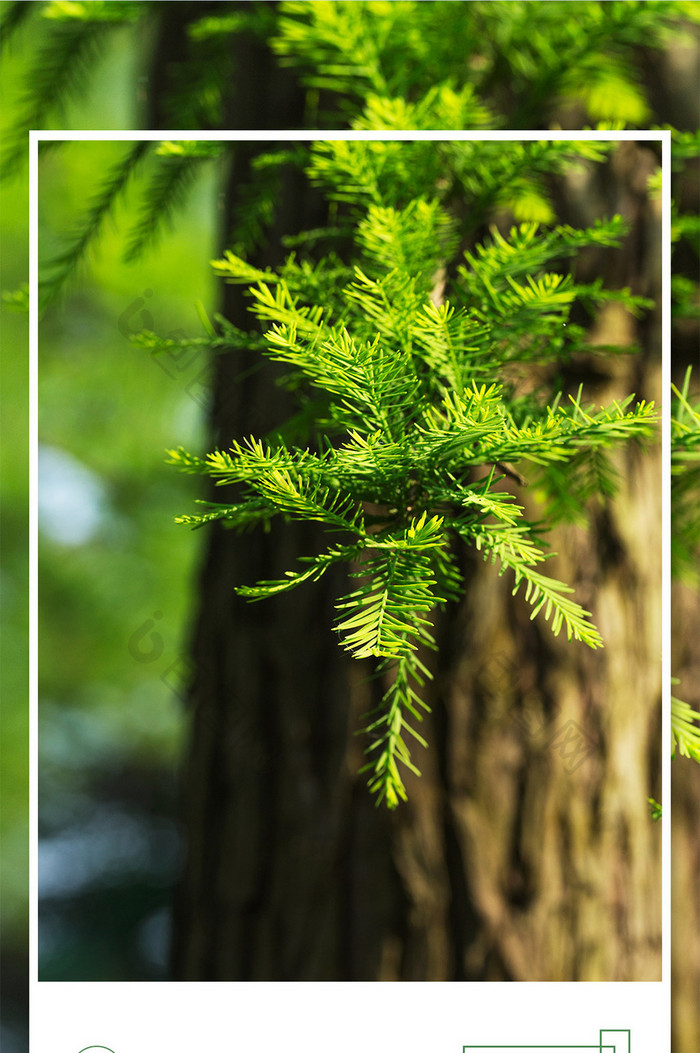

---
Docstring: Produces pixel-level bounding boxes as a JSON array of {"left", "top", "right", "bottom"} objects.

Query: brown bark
[
  {"left": 671, "top": 581, "right": 700, "bottom": 1052},
  {"left": 672, "top": 759, "right": 700, "bottom": 1052}
]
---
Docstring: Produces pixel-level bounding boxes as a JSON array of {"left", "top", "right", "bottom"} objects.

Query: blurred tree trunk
[
  {"left": 169, "top": 123, "right": 664, "bottom": 977},
  {"left": 672, "top": 580, "right": 700, "bottom": 1052}
]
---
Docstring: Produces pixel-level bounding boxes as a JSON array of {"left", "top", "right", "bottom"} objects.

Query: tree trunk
[
  {"left": 170, "top": 116, "right": 663, "bottom": 982},
  {"left": 671, "top": 581, "right": 700, "bottom": 1049}
]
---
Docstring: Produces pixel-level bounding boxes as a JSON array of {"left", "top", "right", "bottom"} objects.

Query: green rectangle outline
[
  {"left": 463, "top": 1028, "right": 631, "bottom": 1053},
  {"left": 600, "top": 1030, "right": 632, "bottom": 1053}
]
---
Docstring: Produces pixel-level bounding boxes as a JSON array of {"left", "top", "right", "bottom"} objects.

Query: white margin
[
  {"left": 661, "top": 129, "right": 672, "bottom": 994},
  {"left": 33, "top": 128, "right": 670, "bottom": 142},
  {"left": 28, "top": 128, "right": 39, "bottom": 1006}
]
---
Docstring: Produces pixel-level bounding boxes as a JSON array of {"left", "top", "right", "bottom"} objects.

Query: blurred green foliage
[
  {"left": 36, "top": 136, "right": 216, "bottom": 979},
  {"left": 0, "top": 10, "right": 218, "bottom": 989},
  {"left": 0, "top": 130, "right": 28, "bottom": 943}
]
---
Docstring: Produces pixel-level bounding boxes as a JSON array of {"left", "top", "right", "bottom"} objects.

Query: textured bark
[
  {"left": 170, "top": 125, "right": 664, "bottom": 980},
  {"left": 671, "top": 582, "right": 700, "bottom": 1052},
  {"left": 672, "top": 759, "right": 700, "bottom": 1052}
]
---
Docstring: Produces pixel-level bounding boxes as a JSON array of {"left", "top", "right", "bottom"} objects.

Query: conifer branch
[
  {"left": 236, "top": 541, "right": 364, "bottom": 601},
  {"left": 166, "top": 137, "right": 663, "bottom": 804},
  {"left": 672, "top": 690, "right": 700, "bottom": 763},
  {"left": 360, "top": 647, "right": 433, "bottom": 808},
  {"left": 124, "top": 145, "right": 224, "bottom": 264},
  {"left": 671, "top": 368, "right": 700, "bottom": 585},
  {"left": 174, "top": 498, "right": 275, "bottom": 532},
  {"left": 1, "top": 12, "right": 128, "bottom": 176},
  {"left": 335, "top": 514, "right": 445, "bottom": 661},
  {"left": 39, "top": 141, "right": 150, "bottom": 309}
]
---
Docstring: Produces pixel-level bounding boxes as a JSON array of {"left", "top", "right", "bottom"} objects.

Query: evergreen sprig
[
  {"left": 237, "top": 541, "right": 364, "bottom": 600},
  {"left": 361, "top": 645, "right": 434, "bottom": 809},
  {"left": 671, "top": 368, "right": 700, "bottom": 586},
  {"left": 1, "top": 1, "right": 140, "bottom": 176},
  {"left": 672, "top": 689, "right": 700, "bottom": 763},
  {"left": 171, "top": 146, "right": 659, "bottom": 805},
  {"left": 124, "top": 143, "right": 225, "bottom": 264},
  {"left": 669, "top": 375, "right": 700, "bottom": 774},
  {"left": 39, "top": 140, "right": 150, "bottom": 308}
]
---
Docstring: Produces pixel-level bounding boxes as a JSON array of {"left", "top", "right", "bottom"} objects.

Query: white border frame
[{"left": 29, "top": 129, "right": 672, "bottom": 1053}]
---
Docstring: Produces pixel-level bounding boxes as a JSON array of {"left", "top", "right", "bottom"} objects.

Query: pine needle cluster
[
  {"left": 670, "top": 374, "right": 700, "bottom": 768},
  {"left": 169, "top": 139, "right": 658, "bottom": 807}
]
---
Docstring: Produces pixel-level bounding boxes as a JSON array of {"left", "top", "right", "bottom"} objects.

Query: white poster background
[
  {"left": 30, "top": 130, "right": 671, "bottom": 1053},
  {"left": 31, "top": 983, "right": 663, "bottom": 1052}
]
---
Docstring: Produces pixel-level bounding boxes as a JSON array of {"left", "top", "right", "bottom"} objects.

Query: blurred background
[
  {"left": 1, "top": 15, "right": 219, "bottom": 1047},
  {"left": 0, "top": 2, "right": 698, "bottom": 1051},
  {"left": 36, "top": 134, "right": 216, "bottom": 982}
]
